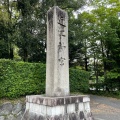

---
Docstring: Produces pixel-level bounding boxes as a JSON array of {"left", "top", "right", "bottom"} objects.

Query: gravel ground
[{"left": 90, "top": 95, "right": 120, "bottom": 120}]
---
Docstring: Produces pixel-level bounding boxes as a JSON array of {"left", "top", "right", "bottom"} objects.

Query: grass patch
[{"left": 0, "top": 96, "right": 26, "bottom": 105}]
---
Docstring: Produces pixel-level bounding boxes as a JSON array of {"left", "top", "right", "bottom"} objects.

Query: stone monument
[
  {"left": 22, "top": 6, "right": 93, "bottom": 120},
  {"left": 46, "top": 6, "right": 69, "bottom": 97}
]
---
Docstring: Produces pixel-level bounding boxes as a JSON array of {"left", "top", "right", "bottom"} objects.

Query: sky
[{"left": 74, "top": 5, "right": 94, "bottom": 18}]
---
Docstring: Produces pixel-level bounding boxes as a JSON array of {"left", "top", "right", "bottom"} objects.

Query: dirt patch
[{"left": 91, "top": 101, "right": 120, "bottom": 114}]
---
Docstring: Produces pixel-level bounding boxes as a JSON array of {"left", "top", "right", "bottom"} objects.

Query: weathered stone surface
[
  {"left": 23, "top": 95, "right": 93, "bottom": 120},
  {"left": 46, "top": 6, "right": 69, "bottom": 97},
  {"left": 21, "top": 103, "right": 26, "bottom": 114},
  {"left": 0, "top": 101, "right": 25, "bottom": 120},
  {"left": 6, "top": 114, "right": 16, "bottom": 120},
  {"left": 12, "top": 103, "right": 23, "bottom": 114},
  {"left": 26, "top": 95, "right": 90, "bottom": 106},
  {"left": 69, "top": 113, "right": 78, "bottom": 120},
  {"left": 22, "top": 111, "right": 94, "bottom": 120},
  {"left": 79, "top": 111, "right": 84, "bottom": 119},
  {"left": 0, "top": 102, "right": 13, "bottom": 115},
  {"left": 17, "top": 111, "right": 24, "bottom": 120},
  {"left": 0, "top": 116, "right": 5, "bottom": 120},
  {"left": 21, "top": 110, "right": 29, "bottom": 120},
  {"left": 29, "top": 112, "right": 36, "bottom": 120}
]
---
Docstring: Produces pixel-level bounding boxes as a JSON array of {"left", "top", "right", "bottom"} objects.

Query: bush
[
  {"left": 0, "top": 59, "right": 46, "bottom": 98},
  {"left": 105, "top": 72, "right": 120, "bottom": 91},
  {"left": 70, "top": 67, "right": 90, "bottom": 93},
  {"left": 0, "top": 59, "right": 90, "bottom": 98}
]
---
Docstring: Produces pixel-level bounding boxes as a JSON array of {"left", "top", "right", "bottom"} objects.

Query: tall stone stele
[
  {"left": 46, "top": 6, "right": 69, "bottom": 97},
  {"left": 22, "top": 6, "right": 93, "bottom": 120}
]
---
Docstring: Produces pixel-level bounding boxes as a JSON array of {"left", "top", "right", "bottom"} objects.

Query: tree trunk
[
  {"left": 23, "top": 48, "right": 28, "bottom": 62},
  {"left": 10, "top": 44, "right": 14, "bottom": 60},
  {"left": 100, "top": 39, "right": 106, "bottom": 81},
  {"left": 85, "top": 57, "right": 88, "bottom": 71},
  {"left": 94, "top": 52, "right": 98, "bottom": 91}
]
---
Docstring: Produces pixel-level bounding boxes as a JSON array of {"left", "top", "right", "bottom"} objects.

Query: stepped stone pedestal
[
  {"left": 22, "top": 6, "right": 93, "bottom": 120},
  {"left": 22, "top": 95, "right": 93, "bottom": 120}
]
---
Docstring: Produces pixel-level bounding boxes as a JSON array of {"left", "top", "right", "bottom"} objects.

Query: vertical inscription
[{"left": 57, "top": 8, "right": 66, "bottom": 66}]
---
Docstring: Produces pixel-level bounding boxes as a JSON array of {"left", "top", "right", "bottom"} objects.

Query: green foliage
[
  {"left": 90, "top": 70, "right": 120, "bottom": 94},
  {"left": 70, "top": 67, "right": 90, "bottom": 92},
  {"left": 105, "top": 72, "right": 120, "bottom": 90},
  {"left": 0, "top": 59, "right": 89, "bottom": 98},
  {"left": 107, "top": 72, "right": 120, "bottom": 79},
  {"left": 0, "top": 59, "right": 46, "bottom": 98},
  {"left": 0, "top": 0, "right": 85, "bottom": 62}
]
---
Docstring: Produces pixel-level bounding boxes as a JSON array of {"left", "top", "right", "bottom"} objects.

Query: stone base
[{"left": 22, "top": 95, "right": 94, "bottom": 120}]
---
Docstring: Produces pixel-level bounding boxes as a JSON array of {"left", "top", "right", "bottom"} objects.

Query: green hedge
[
  {"left": 0, "top": 59, "right": 89, "bottom": 98},
  {"left": 70, "top": 68, "right": 89, "bottom": 93},
  {"left": 0, "top": 59, "right": 46, "bottom": 98}
]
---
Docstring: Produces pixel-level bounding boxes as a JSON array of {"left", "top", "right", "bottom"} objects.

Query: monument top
[{"left": 46, "top": 6, "right": 69, "bottom": 97}]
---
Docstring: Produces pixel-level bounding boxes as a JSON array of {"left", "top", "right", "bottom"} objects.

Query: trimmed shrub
[
  {"left": 0, "top": 59, "right": 46, "bottom": 98},
  {"left": 0, "top": 59, "right": 90, "bottom": 98},
  {"left": 70, "top": 67, "right": 89, "bottom": 93}
]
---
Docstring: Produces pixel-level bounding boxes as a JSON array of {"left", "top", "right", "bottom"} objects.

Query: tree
[
  {"left": 0, "top": 0, "right": 19, "bottom": 59},
  {"left": 16, "top": 0, "right": 85, "bottom": 62},
  {"left": 79, "top": 0, "right": 120, "bottom": 90}
]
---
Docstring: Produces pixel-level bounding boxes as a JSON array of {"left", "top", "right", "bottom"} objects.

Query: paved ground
[{"left": 90, "top": 95, "right": 120, "bottom": 120}]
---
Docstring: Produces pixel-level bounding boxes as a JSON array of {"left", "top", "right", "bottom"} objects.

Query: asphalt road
[{"left": 90, "top": 95, "right": 120, "bottom": 120}]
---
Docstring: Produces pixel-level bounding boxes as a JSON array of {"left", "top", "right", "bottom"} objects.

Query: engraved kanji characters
[{"left": 57, "top": 15, "right": 66, "bottom": 66}]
